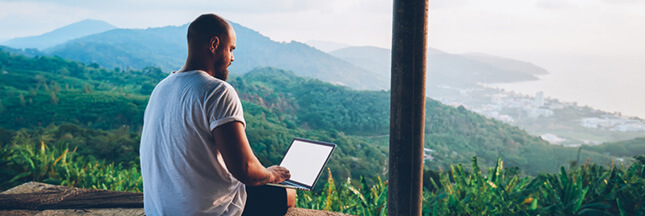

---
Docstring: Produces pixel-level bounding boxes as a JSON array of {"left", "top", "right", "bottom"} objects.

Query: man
[{"left": 140, "top": 14, "right": 295, "bottom": 216}]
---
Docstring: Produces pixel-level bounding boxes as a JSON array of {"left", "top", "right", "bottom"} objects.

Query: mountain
[
  {"left": 6, "top": 18, "right": 547, "bottom": 92},
  {"left": 461, "top": 53, "right": 548, "bottom": 76},
  {"left": 305, "top": 40, "right": 351, "bottom": 52},
  {"left": 1, "top": 19, "right": 116, "bottom": 50},
  {"left": 45, "top": 22, "right": 388, "bottom": 90},
  {"left": 329, "top": 46, "right": 391, "bottom": 80},
  {"left": 47, "top": 25, "right": 188, "bottom": 73},
  {"left": 330, "top": 46, "right": 547, "bottom": 90},
  {"left": 33, "top": 19, "right": 543, "bottom": 92}
]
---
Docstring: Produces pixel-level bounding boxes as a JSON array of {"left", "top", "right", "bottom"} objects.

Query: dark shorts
[{"left": 242, "top": 185, "right": 288, "bottom": 216}]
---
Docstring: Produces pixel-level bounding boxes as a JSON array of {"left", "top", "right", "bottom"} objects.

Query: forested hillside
[
  {"left": 0, "top": 50, "right": 622, "bottom": 191},
  {"left": 230, "top": 67, "right": 616, "bottom": 175},
  {"left": 0, "top": 50, "right": 387, "bottom": 190},
  {"left": 583, "top": 137, "right": 645, "bottom": 158}
]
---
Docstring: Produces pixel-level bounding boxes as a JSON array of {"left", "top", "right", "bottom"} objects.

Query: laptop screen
[{"left": 279, "top": 138, "right": 335, "bottom": 187}]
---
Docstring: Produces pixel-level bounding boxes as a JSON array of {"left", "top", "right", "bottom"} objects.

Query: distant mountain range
[
  {"left": 329, "top": 46, "right": 548, "bottom": 92},
  {"left": 40, "top": 22, "right": 386, "bottom": 90},
  {"left": 1, "top": 19, "right": 116, "bottom": 50},
  {"left": 47, "top": 25, "right": 188, "bottom": 73},
  {"left": 305, "top": 40, "right": 351, "bottom": 52},
  {"left": 1, "top": 19, "right": 547, "bottom": 91}
]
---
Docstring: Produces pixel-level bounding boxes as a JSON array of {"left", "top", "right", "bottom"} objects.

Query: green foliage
[
  {"left": 0, "top": 51, "right": 624, "bottom": 181},
  {"left": 583, "top": 137, "right": 645, "bottom": 158},
  {"left": 234, "top": 67, "right": 616, "bottom": 176},
  {"left": 0, "top": 124, "right": 140, "bottom": 164},
  {"left": 241, "top": 100, "right": 388, "bottom": 188},
  {"left": 0, "top": 123, "right": 141, "bottom": 190},
  {"left": 424, "top": 157, "right": 540, "bottom": 215},
  {"left": 0, "top": 49, "right": 164, "bottom": 130},
  {"left": 297, "top": 169, "right": 387, "bottom": 216},
  {"left": 1, "top": 50, "right": 643, "bottom": 215},
  {"left": 299, "top": 156, "right": 645, "bottom": 215},
  {"left": 1, "top": 134, "right": 141, "bottom": 192},
  {"left": 233, "top": 68, "right": 390, "bottom": 136},
  {"left": 423, "top": 156, "right": 645, "bottom": 216}
]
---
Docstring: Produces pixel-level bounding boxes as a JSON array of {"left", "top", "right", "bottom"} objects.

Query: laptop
[{"left": 266, "top": 138, "right": 336, "bottom": 191}]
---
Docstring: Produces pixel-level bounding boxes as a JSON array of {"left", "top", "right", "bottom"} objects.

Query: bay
[{"left": 487, "top": 54, "right": 645, "bottom": 119}]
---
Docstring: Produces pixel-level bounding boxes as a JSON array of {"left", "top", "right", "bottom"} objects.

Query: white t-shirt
[{"left": 140, "top": 70, "right": 247, "bottom": 216}]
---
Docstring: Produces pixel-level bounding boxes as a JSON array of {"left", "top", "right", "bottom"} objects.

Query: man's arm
[{"left": 212, "top": 121, "right": 290, "bottom": 186}]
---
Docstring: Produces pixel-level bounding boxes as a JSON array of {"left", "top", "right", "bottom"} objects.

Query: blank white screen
[{"left": 279, "top": 140, "right": 333, "bottom": 186}]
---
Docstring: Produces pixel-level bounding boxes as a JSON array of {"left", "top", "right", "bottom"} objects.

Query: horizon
[
  {"left": 3, "top": 0, "right": 644, "bottom": 55},
  {"left": 1, "top": 0, "right": 644, "bottom": 118}
]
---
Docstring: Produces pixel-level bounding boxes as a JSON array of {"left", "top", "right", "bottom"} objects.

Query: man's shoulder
[
  {"left": 171, "top": 70, "right": 234, "bottom": 89},
  {"left": 193, "top": 70, "right": 234, "bottom": 88},
  {"left": 189, "top": 72, "right": 240, "bottom": 101}
]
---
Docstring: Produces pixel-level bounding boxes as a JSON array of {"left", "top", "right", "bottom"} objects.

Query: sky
[
  {"left": 1, "top": 0, "right": 644, "bottom": 117},
  {"left": 1, "top": 0, "right": 645, "bottom": 56}
]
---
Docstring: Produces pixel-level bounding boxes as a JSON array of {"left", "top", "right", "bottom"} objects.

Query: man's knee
[
  {"left": 286, "top": 189, "right": 296, "bottom": 208},
  {"left": 243, "top": 186, "right": 293, "bottom": 215}
]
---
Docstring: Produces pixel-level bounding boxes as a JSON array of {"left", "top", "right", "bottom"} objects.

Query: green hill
[
  {"left": 0, "top": 50, "right": 618, "bottom": 186},
  {"left": 231, "top": 67, "right": 615, "bottom": 175},
  {"left": 582, "top": 137, "right": 645, "bottom": 158},
  {"left": 0, "top": 50, "right": 386, "bottom": 187}
]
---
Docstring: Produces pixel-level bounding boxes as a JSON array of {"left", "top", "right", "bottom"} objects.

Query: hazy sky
[
  {"left": 2, "top": 0, "right": 644, "bottom": 57},
  {"left": 1, "top": 0, "right": 644, "bottom": 117}
]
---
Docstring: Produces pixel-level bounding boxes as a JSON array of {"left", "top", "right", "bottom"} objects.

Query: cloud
[
  {"left": 535, "top": 0, "right": 572, "bottom": 10},
  {"left": 219, "top": 0, "right": 392, "bottom": 47},
  {"left": 0, "top": 0, "right": 386, "bottom": 44},
  {"left": 602, "top": 0, "right": 645, "bottom": 4},
  {"left": 0, "top": 1, "right": 93, "bottom": 38},
  {"left": 430, "top": 0, "right": 471, "bottom": 9},
  {"left": 0, "top": 0, "right": 331, "bottom": 13}
]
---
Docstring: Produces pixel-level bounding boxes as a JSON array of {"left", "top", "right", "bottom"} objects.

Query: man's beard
[
  {"left": 212, "top": 59, "right": 231, "bottom": 81},
  {"left": 213, "top": 69, "right": 228, "bottom": 81},
  {"left": 213, "top": 68, "right": 228, "bottom": 81}
]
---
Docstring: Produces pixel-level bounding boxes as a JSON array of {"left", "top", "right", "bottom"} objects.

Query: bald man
[{"left": 140, "top": 14, "right": 295, "bottom": 216}]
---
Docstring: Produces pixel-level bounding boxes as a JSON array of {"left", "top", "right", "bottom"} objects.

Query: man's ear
[{"left": 209, "top": 36, "right": 220, "bottom": 54}]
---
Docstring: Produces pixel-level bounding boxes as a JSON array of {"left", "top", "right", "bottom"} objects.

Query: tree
[
  {"left": 50, "top": 91, "right": 59, "bottom": 105},
  {"left": 19, "top": 93, "right": 25, "bottom": 106},
  {"left": 56, "top": 68, "right": 70, "bottom": 76},
  {"left": 83, "top": 84, "right": 93, "bottom": 94}
]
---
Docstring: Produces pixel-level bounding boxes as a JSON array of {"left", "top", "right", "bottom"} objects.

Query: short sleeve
[{"left": 206, "top": 83, "right": 246, "bottom": 131}]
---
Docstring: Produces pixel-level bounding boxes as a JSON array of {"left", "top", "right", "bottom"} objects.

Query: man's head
[{"left": 186, "top": 14, "right": 236, "bottom": 80}]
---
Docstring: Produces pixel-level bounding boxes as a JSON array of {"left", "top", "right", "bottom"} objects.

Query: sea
[{"left": 487, "top": 53, "right": 645, "bottom": 119}]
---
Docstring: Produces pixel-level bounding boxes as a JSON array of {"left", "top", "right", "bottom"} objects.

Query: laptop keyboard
[{"left": 282, "top": 181, "right": 299, "bottom": 187}]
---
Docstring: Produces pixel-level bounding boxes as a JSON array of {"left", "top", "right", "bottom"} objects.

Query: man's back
[{"left": 140, "top": 70, "right": 247, "bottom": 216}]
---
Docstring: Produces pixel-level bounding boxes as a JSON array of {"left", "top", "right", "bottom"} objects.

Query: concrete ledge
[{"left": 0, "top": 182, "right": 352, "bottom": 216}]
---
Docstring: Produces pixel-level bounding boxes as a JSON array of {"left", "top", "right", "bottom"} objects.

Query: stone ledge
[{"left": 0, "top": 182, "right": 352, "bottom": 216}]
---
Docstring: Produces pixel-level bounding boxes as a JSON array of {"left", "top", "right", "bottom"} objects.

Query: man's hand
[
  {"left": 267, "top": 165, "right": 291, "bottom": 184},
  {"left": 213, "top": 121, "right": 290, "bottom": 186}
]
